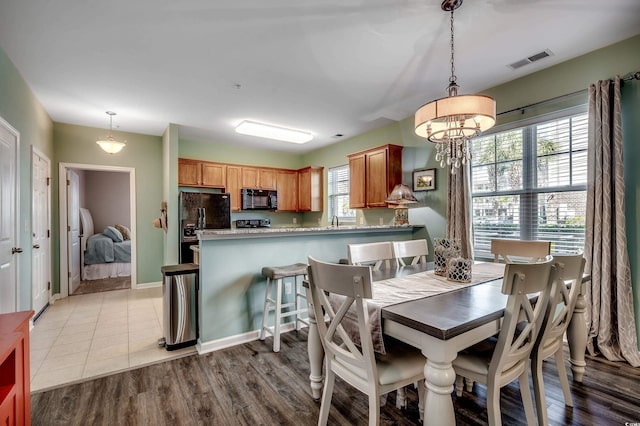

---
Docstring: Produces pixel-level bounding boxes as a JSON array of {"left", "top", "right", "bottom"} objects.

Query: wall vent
[{"left": 509, "top": 49, "right": 553, "bottom": 70}]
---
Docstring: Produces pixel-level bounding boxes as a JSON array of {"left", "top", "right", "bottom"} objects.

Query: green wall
[
  {"left": 53, "top": 123, "right": 164, "bottom": 288},
  {"left": 0, "top": 47, "right": 54, "bottom": 311}
]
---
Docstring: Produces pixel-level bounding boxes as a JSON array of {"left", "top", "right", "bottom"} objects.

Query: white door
[
  {"left": 0, "top": 119, "right": 19, "bottom": 314},
  {"left": 67, "top": 169, "right": 81, "bottom": 294},
  {"left": 32, "top": 148, "right": 50, "bottom": 315}
]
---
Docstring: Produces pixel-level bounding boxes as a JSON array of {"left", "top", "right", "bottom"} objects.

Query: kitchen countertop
[{"left": 198, "top": 224, "right": 421, "bottom": 240}]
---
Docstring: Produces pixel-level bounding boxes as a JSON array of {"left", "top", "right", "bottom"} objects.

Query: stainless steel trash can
[{"left": 160, "top": 264, "right": 199, "bottom": 351}]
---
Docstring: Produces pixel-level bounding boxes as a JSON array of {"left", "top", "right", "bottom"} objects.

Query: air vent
[{"left": 508, "top": 49, "right": 554, "bottom": 70}]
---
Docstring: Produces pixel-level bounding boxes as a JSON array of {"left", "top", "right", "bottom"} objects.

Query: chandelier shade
[
  {"left": 96, "top": 111, "right": 126, "bottom": 154},
  {"left": 414, "top": 94, "right": 496, "bottom": 141}
]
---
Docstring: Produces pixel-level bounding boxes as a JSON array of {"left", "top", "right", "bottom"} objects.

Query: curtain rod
[{"left": 497, "top": 69, "right": 640, "bottom": 117}]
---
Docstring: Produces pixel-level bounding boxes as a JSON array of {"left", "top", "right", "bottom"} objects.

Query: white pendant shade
[{"left": 96, "top": 138, "right": 126, "bottom": 154}]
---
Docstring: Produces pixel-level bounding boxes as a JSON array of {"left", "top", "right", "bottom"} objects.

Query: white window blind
[
  {"left": 471, "top": 111, "right": 588, "bottom": 259},
  {"left": 328, "top": 165, "right": 356, "bottom": 222}
]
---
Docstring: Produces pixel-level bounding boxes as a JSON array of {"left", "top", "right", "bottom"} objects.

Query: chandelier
[
  {"left": 414, "top": 0, "right": 495, "bottom": 173},
  {"left": 96, "top": 111, "right": 126, "bottom": 154}
]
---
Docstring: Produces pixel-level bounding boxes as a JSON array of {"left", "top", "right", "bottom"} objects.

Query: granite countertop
[{"left": 198, "top": 224, "right": 421, "bottom": 240}]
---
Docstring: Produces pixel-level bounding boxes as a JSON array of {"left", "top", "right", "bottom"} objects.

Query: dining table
[{"left": 304, "top": 261, "right": 590, "bottom": 426}]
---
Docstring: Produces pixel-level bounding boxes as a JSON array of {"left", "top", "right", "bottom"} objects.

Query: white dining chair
[
  {"left": 491, "top": 239, "right": 551, "bottom": 264},
  {"left": 392, "top": 239, "right": 428, "bottom": 266},
  {"left": 453, "top": 256, "right": 558, "bottom": 426},
  {"left": 307, "top": 256, "right": 426, "bottom": 426},
  {"left": 532, "top": 253, "right": 586, "bottom": 426},
  {"left": 347, "top": 242, "right": 394, "bottom": 271}
]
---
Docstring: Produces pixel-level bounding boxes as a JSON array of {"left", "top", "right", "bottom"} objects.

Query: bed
[{"left": 79, "top": 207, "right": 132, "bottom": 280}]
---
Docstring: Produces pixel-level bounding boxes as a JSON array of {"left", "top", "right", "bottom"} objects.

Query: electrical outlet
[
  {"left": 292, "top": 217, "right": 297, "bottom": 224},
  {"left": 285, "top": 281, "right": 292, "bottom": 294},
  {"left": 379, "top": 217, "right": 384, "bottom": 225},
  {"left": 359, "top": 216, "right": 364, "bottom": 225}
]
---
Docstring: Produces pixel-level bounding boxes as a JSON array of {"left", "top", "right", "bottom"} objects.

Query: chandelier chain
[{"left": 449, "top": 9, "right": 456, "bottom": 85}]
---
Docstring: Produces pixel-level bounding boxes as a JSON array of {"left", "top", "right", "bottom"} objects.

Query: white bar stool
[{"left": 259, "top": 263, "right": 309, "bottom": 352}]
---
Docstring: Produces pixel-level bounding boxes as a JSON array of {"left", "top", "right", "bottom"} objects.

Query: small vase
[
  {"left": 433, "top": 238, "right": 461, "bottom": 276},
  {"left": 447, "top": 256, "right": 472, "bottom": 283}
]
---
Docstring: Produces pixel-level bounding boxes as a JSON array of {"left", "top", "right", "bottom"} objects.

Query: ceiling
[{"left": 1, "top": 0, "right": 639, "bottom": 153}]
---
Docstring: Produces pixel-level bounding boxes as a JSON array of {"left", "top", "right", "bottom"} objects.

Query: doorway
[
  {"left": 58, "top": 163, "right": 137, "bottom": 298},
  {"left": 32, "top": 147, "right": 51, "bottom": 317},
  {"left": 0, "top": 116, "right": 19, "bottom": 314}
]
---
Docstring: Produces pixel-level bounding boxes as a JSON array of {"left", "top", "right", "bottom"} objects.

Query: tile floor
[{"left": 30, "top": 286, "right": 196, "bottom": 392}]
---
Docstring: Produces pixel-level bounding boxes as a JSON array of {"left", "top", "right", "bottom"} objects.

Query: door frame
[
  {"left": 58, "top": 162, "right": 137, "bottom": 298},
  {"left": 31, "top": 146, "right": 52, "bottom": 313},
  {"left": 0, "top": 115, "right": 20, "bottom": 312}
]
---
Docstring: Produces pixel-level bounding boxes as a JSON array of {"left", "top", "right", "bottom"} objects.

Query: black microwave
[{"left": 241, "top": 189, "right": 277, "bottom": 210}]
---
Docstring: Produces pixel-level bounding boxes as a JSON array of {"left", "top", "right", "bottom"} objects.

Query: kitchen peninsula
[{"left": 195, "top": 224, "right": 426, "bottom": 353}]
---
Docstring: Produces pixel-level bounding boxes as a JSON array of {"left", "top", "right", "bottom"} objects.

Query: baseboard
[
  {"left": 196, "top": 322, "right": 302, "bottom": 355},
  {"left": 135, "top": 281, "right": 162, "bottom": 289}
]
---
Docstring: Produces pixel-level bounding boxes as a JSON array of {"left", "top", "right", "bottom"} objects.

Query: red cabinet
[{"left": 0, "top": 311, "right": 34, "bottom": 426}]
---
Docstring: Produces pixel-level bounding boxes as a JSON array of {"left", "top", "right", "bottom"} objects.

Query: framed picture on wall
[{"left": 413, "top": 168, "right": 436, "bottom": 191}]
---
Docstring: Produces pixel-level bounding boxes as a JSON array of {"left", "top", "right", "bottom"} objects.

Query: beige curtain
[
  {"left": 585, "top": 76, "right": 640, "bottom": 367},
  {"left": 446, "top": 163, "right": 473, "bottom": 259}
]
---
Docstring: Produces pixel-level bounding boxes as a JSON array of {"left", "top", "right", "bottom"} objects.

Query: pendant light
[
  {"left": 414, "top": 0, "right": 495, "bottom": 173},
  {"left": 96, "top": 111, "right": 126, "bottom": 154}
]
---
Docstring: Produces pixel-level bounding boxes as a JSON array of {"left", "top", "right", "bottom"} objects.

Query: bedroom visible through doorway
[{"left": 58, "top": 163, "right": 136, "bottom": 299}]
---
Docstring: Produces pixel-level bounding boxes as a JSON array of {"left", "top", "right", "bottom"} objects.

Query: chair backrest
[
  {"left": 491, "top": 239, "right": 551, "bottom": 264},
  {"left": 489, "top": 256, "right": 558, "bottom": 383},
  {"left": 307, "top": 256, "right": 377, "bottom": 389},
  {"left": 347, "top": 242, "right": 394, "bottom": 271},
  {"left": 392, "top": 239, "right": 428, "bottom": 266},
  {"left": 537, "top": 253, "right": 586, "bottom": 350}
]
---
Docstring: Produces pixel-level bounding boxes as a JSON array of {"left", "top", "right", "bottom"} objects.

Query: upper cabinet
[
  {"left": 276, "top": 170, "right": 298, "bottom": 211},
  {"left": 179, "top": 158, "right": 324, "bottom": 213},
  {"left": 178, "top": 159, "right": 226, "bottom": 188},
  {"left": 347, "top": 144, "right": 402, "bottom": 208},
  {"left": 298, "top": 166, "right": 323, "bottom": 212},
  {"left": 241, "top": 167, "right": 276, "bottom": 190}
]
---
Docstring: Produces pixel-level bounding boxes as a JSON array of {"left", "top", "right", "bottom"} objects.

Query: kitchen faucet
[{"left": 331, "top": 215, "right": 339, "bottom": 227}]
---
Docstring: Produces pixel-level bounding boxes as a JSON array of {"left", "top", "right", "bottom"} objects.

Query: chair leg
[
  {"left": 368, "top": 392, "right": 381, "bottom": 426},
  {"left": 259, "top": 277, "right": 272, "bottom": 341},
  {"left": 395, "top": 386, "right": 407, "bottom": 409},
  {"left": 519, "top": 371, "right": 536, "bottom": 426},
  {"left": 455, "top": 375, "right": 464, "bottom": 397},
  {"left": 554, "top": 348, "right": 574, "bottom": 407},
  {"left": 273, "top": 278, "right": 283, "bottom": 352},
  {"left": 532, "top": 352, "right": 548, "bottom": 426},
  {"left": 318, "top": 369, "right": 335, "bottom": 426},
  {"left": 486, "top": 381, "right": 502, "bottom": 426},
  {"left": 465, "top": 378, "right": 474, "bottom": 392}
]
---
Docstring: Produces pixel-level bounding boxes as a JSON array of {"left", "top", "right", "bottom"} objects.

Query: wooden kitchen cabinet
[
  {"left": 276, "top": 170, "right": 298, "bottom": 211},
  {"left": 241, "top": 167, "right": 277, "bottom": 190},
  {"left": 347, "top": 144, "right": 402, "bottom": 208},
  {"left": 298, "top": 166, "right": 323, "bottom": 212},
  {"left": 178, "top": 159, "right": 226, "bottom": 188},
  {"left": 226, "top": 166, "right": 242, "bottom": 212}
]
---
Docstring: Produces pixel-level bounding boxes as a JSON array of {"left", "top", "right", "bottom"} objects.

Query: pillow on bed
[
  {"left": 103, "top": 226, "right": 124, "bottom": 242},
  {"left": 114, "top": 224, "right": 131, "bottom": 240}
]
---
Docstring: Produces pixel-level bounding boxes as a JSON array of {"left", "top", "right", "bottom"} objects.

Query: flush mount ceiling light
[
  {"left": 414, "top": 0, "right": 496, "bottom": 173},
  {"left": 235, "top": 120, "right": 313, "bottom": 144},
  {"left": 96, "top": 111, "right": 126, "bottom": 154}
]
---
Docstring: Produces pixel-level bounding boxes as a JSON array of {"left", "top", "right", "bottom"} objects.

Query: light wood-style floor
[{"left": 31, "top": 328, "right": 640, "bottom": 426}]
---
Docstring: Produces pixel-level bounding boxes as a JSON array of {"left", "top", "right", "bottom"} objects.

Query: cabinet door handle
[
  {"left": 12, "top": 247, "right": 23, "bottom": 254},
  {"left": 33, "top": 244, "right": 40, "bottom": 249}
]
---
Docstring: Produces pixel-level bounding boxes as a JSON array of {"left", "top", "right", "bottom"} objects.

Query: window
[
  {"left": 327, "top": 165, "right": 356, "bottom": 222},
  {"left": 471, "top": 109, "right": 588, "bottom": 259}
]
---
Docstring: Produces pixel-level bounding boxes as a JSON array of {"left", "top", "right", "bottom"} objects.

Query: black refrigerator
[{"left": 179, "top": 191, "right": 231, "bottom": 263}]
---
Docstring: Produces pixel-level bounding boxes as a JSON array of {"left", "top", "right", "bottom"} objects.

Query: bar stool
[{"left": 259, "top": 263, "right": 309, "bottom": 352}]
